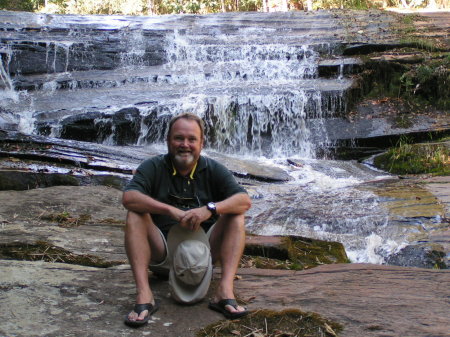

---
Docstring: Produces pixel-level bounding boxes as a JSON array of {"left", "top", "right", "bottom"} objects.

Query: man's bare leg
[
  {"left": 209, "top": 214, "right": 247, "bottom": 314},
  {"left": 124, "top": 211, "right": 166, "bottom": 322}
]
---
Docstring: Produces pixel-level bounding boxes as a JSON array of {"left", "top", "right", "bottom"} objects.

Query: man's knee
[
  {"left": 226, "top": 214, "right": 245, "bottom": 228},
  {"left": 218, "top": 214, "right": 246, "bottom": 235},
  {"left": 125, "top": 211, "right": 152, "bottom": 232}
]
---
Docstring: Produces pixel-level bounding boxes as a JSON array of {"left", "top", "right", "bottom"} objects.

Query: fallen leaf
[{"left": 324, "top": 322, "right": 337, "bottom": 337}]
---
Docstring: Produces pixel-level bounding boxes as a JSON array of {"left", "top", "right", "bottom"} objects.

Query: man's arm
[
  {"left": 214, "top": 192, "right": 252, "bottom": 216},
  {"left": 181, "top": 192, "right": 252, "bottom": 231},
  {"left": 122, "top": 190, "right": 185, "bottom": 221}
]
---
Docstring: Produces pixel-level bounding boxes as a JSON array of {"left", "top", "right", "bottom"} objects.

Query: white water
[{"left": 238, "top": 154, "right": 400, "bottom": 264}]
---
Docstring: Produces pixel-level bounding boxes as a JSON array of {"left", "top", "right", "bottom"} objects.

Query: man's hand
[
  {"left": 179, "top": 206, "right": 212, "bottom": 231},
  {"left": 168, "top": 206, "right": 186, "bottom": 222}
]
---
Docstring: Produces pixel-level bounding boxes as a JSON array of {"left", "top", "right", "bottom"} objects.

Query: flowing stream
[{"left": 0, "top": 11, "right": 444, "bottom": 265}]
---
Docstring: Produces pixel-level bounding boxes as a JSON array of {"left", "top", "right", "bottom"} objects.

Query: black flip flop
[
  {"left": 124, "top": 299, "right": 160, "bottom": 328},
  {"left": 208, "top": 299, "right": 249, "bottom": 320}
]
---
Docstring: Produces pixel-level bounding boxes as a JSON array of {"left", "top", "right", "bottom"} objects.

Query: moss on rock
[
  {"left": 374, "top": 141, "right": 449, "bottom": 175},
  {"left": 40, "top": 212, "right": 92, "bottom": 227},
  {"left": 0, "top": 241, "right": 120, "bottom": 268},
  {"left": 197, "top": 308, "right": 343, "bottom": 337},
  {"left": 283, "top": 236, "right": 350, "bottom": 269},
  {"left": 243, "top": 235, "right": 349, "bottom": 270}
]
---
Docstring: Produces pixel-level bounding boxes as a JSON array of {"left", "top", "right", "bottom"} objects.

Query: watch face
[{"left": 207, "top": 202, "right": 216, "bottom": 212}]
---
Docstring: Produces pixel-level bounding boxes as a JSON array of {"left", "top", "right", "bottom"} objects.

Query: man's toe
[{"left": 138, "top": 310, "right": 149, "bottom": 321}]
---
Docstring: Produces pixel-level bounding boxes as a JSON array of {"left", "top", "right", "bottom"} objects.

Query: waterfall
[
  {"left": 0, "top": 45, "right": 18, "bottom": 101},
  {"left": 0, "top": 11, "right": 354, "bottom": 159}
]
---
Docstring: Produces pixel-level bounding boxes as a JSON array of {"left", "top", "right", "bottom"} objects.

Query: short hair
[{"left": 167, "top": 113, "right": 205, "bottom": 140}]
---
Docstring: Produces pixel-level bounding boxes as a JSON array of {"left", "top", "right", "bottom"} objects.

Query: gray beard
[{"left": 173, "top": 153, "right": 195, "bottom": 168}]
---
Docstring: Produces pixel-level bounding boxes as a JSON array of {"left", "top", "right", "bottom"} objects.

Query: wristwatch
[{"left": 206, "top": 202, "right": 217, "bottom": 215}]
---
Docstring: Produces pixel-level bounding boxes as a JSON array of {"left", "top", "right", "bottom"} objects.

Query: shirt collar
[{"left": 164, "top": 154, "right": 206, "bottom": 179}]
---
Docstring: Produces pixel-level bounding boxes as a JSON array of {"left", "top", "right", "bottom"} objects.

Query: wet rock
[
  {"left": 342, "top": 43, "right": 405, "bottom": 55},
  {"left": 2, "top": 10, "right": 448, "bottom": 155},
  {"left": 0, "top": 166, "right": 129, "bottom": 191},
  {"left": 5, "top": 30, "right": 167, "bottom": 76},
  {"left": 7, "top": 42, "right": 55, "bottom": 75},
  {"left": 207, "top": 150, "right": 291, "bottom": 182},
  {"left": 0, "top": 130, "right": 291, "bottom": 184},
  {"left": 0, "top": 169, "right": 80, "bottom": 191},
  {"left": 385, "top": 243, "right": 447, "bottom": 269},
  {"left": 318, "top": 58, "right": 363, "bottom": 78},
  {"left": 141, "top": 110, "right": 171, "bottom": 143},
  {"left": 322, "top": 122, "right": 450, "bottom": 160},
  {"left": 59, "top": 112, "right": 107, "bottom": 142},
  {"left": 58, "top": 107, "right": 141, "bottom": 145},
  {"left": 111, "top": 107, "right": 142, "bottom": 145},
  {"left": 0, "top": 108, "right": 19, "bottom": 131}
]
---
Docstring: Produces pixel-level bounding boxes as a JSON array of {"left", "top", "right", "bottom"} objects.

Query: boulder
[
  {"left": 244, "top": 235, "right": 349, "bottom": 270},
  {"left": 386, "top": 243, "right": 447, "bottom": 269},
  {"left": 59, "top": 111, "right": 108, "bottom": 142}
]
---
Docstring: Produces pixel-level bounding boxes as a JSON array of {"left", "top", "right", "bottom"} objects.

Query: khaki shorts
[{"left": 149, "top": 224, "right": 216, "bottom": 276}]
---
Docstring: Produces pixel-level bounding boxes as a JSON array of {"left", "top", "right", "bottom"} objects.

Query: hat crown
[
  {"left": 167, "top": 225, "right": 212, "bottom": 304},
  {"left": 173, "top": 240, "right": 210, "bottom": 286}
]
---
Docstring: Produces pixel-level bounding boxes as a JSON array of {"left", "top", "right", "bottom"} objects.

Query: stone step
[
  {"left": 318, "top": 58, "right": 363, "bottom": 77},
  {"left": 11, "top": 76, "right": 354, "bottom": 119},
  {"left": 2, "top": 38, "right": 347, "bottom": 77},
  {"left": 0, "top": 11, "right": 342, "bottom": 36},
  {"left": 12, "top": 56, "right": 362, "bottom": 92},
  {"left": 0, "top": 11, "right": 366, "bottom": 77}
]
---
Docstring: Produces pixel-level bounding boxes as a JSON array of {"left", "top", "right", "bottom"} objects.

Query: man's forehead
[{"left": 171, "top": 119, "right": 201, "bottom": 135}]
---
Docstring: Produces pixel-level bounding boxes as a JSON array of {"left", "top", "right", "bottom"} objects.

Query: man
[{"left": 122, "top": 113, "right": 252, "bottom": 327}]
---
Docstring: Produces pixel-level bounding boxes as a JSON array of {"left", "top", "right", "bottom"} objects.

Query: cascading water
[{"left": 0, "top": 10, "right": 422, "bottom": 264}]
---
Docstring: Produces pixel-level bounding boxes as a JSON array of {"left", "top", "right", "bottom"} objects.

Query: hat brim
[
  {"left": 167, "top": 224, "right": 210, "bottom": 256},
  {"left": 167, "top": 225, "right": 212, "bottom": 304}
]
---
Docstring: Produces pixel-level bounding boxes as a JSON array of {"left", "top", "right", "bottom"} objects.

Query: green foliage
[
  {"left": 4, "top": 0, "right": 446, "bottom": 14},
  {"left": 62, "top": 0, "right": 146, "bottom": 15},
  {"left": 0, "top": 0, "right": 42, "bottom": 11},
  {"left": 364, "top": 50, "right": 449, "bottom": 111},
  {"left": 401, "top": 13, "right": 418, "bottom": 25},
  {"left": 374, "top": 137, "right": 450, "bottom": 175},
  {"left": 400, "top": 57, "right": 450, "bottom": 110},
  {"left": 311, "top": 0, "right": 376, "bottom": 9},
  {"left": 363, "top": 61, "right": 406, "bottom": 99},
  {"left": 1, "top": 0, "right": 260, "bottom": 14}
]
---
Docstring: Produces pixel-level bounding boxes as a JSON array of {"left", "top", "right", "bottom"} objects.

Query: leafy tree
[
  {"left": 0, "top": 0, "right": 447, "bottom": 15},
  {"left": 0, "top": 0, "right": 42, "bottom": 11}
]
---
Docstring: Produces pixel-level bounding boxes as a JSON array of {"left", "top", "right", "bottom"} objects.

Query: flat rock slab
[
  {"left": 1, "top": 261, "right": 449, "bottom": 337},
  {"left": 0, "top": 260, "right": 220, "bottom": 337},
  {"left": 0, "top": 186, "right": 127, "bottom": 263},
  {"left": 235, "top": 264, "right": 450, "bottom": 337},
  {"left": 423, "top": 175, "right": 450, "bottom": 216}
]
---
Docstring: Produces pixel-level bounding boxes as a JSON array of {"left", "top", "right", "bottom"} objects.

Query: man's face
[{"left": 167, "top": 118, "right": 204, "bottom": 171}]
